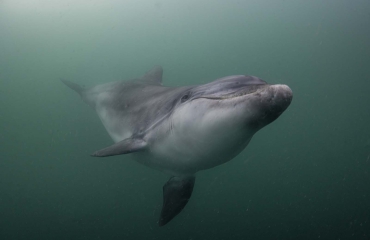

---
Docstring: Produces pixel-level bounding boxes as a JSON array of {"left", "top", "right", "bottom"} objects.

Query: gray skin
[{"left": 62, "top": 66, "right": 293, "bottom": 226}]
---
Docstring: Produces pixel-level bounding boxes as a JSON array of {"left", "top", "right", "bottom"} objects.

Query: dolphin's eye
[{"left": 181, "top": 93, "right": 190, "bottom": 103}]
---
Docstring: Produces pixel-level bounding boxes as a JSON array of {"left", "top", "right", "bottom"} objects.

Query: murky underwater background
[{"left": 1, "top": 0, "right": 370, "bottom": 239}]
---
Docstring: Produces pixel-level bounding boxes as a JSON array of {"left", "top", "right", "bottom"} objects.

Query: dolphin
[{"left": 61, "top": 66, "right": 293, "bottom": 226}]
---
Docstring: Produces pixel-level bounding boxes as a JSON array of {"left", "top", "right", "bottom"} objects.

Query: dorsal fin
[{"left": 142, "top": 66, "right": 163, "bottom": 84}]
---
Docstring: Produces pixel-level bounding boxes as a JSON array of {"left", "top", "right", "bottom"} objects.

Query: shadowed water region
[{"left": 0, "top": 0, "right": 369, "bottom": 239}]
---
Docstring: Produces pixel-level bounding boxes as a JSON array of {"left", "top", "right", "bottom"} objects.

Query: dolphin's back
[{"left": 65, "top": 78, "right": 190, "bottom": 143}]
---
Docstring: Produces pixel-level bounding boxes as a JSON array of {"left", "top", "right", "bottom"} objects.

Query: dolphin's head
[
  {"left": 174, "top": 75, "right": 292, "bottom": 131},
  {"left": 165, "top": 75, "right": 292, "bottom": 169}
]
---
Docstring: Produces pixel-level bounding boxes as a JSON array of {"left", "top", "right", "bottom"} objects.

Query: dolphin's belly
[{"left": 132, "top": 134, "right": 252, "bottom": 176}]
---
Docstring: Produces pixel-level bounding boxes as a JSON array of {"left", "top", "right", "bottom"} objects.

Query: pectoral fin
[
  {"left": 159, "top": 176, "right": 195, "bottom": 226},
  {"left": 91, "top": 138, "right": 147, "bottom": 157}
]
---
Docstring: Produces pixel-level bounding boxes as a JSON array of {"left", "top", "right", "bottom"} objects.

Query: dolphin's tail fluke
[{"left": 60, "top": 79, "right": 84, "bottom": 96}]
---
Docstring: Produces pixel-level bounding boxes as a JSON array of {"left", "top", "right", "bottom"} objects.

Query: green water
[{"left": 1, "top": 0, "right": 369, "bottom": 239}]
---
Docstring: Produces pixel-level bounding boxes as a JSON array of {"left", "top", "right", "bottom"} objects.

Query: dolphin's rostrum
[{"left": 61, "top": 66, "right": 293, "bottom": 226}]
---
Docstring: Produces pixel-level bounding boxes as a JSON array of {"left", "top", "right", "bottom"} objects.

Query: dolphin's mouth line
[{"left": 194, "top": 85, "right": 265, "bottom": 101}]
